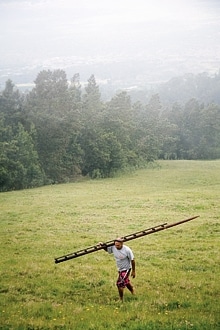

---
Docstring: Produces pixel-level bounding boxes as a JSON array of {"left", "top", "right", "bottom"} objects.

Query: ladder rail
[{"left": 54, "top": 215, "right": 199, "bottom": 264}]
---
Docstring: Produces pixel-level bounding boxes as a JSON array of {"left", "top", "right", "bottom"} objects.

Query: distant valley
[{"left": 0, "top": 50, "right": 220, "bottom": 102}]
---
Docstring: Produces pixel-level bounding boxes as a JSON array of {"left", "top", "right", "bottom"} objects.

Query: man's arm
[{"left": 131, "top": 259, "right": 136, "bottom": 278}]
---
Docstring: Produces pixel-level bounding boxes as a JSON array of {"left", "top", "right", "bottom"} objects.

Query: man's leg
[
  {"left": 126, "top": 282, "right": 134, "bottom": 294},
  {"left": 117, "top": 286, "right": 124, "bottom": 301}
]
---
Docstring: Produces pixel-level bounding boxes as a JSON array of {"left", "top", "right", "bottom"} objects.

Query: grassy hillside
[{"left": 0, "top": 160, "right": 219, "bottom": 330}]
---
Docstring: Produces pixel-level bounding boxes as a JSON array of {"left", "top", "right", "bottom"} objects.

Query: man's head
[{"left": 114, "top": 238, "right": 123, "bottom": 250}]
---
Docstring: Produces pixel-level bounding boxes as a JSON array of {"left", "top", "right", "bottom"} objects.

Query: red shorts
[{"left": 116, "top": 269, "right": 131, "bottom": 288}]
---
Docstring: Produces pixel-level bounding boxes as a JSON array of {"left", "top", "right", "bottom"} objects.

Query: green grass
[{"left": 0, "top": 160, "right": 219, "bottom": 330}]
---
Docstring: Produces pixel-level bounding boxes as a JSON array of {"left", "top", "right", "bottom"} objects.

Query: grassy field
[{"left": 0, "top": 160, "right": 219, "bottom": 330}]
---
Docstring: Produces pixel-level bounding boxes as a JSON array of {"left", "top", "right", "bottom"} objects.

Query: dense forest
[{"left": 0, "top": 69, "right": 220, "bottom": 192}]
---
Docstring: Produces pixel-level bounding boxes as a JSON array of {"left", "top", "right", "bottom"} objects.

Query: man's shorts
[{"left": 116, "top": 269, "right": 131, "bottom": 288}]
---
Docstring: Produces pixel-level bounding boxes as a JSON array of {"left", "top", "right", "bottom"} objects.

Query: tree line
[{"left": 0, "top": 69, "right": 220, "bottom": 191}]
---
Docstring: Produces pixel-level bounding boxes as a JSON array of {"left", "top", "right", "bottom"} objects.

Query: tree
[
  {"left": 25, "top": 69, "right": 83, "bottom": 182},
  {"left": 132, "top": 94, "right": 166, "bottom": 162},
  {"left": 13, "top": 123, "right": 45, "bottom": 189},
  {"left": 0, "top": 122, "right": 44, "bottom": 191},
  {"left": 82, "top": 74, "right": 103, "bottom": 124},
  {"left": 196, "top": 103, "right": 220, "bottom": 159},
  {"left": 0, "top": 79, "right": 23, "bottom": 128},
  {"left": 67, "top": 73, "right": 83, "bottom": 132},
  {"left": 80, "top": 128, "right": 125, "bottom": 178},
  {"left": 28, "top": 69, "right": 68, "bottom": 118},
  {"left": 102, "top": 91, "right": 137, "bottom": 165},
  {"left": 68, "top": 73, "right": 82, "bottom": 112}
]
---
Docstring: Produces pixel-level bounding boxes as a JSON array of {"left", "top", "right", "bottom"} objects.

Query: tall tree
[
  {"left": 0, "top": 80, "right": 23, "bottom": 128},
  {"left": 102, "top": 91, "right": 136, "bottom": 165},
  {"left": 68, "top": 73, "right": 82, "bottom": 112},
  {"left": 82, "top": 74, "right": 103, "bottom": 124},
  {"left": 28, "top": 69, "right": 68, "bottom": 118},
  {"left": 25, "top": 69, "right": 81, "bottom": 182},
  {"left": 133, "top": 94, "right": 166, "bottom": 162}
]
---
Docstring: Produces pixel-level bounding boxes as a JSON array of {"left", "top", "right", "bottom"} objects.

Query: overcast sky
[{"left": 0, "top": 0, "right": 220, "bottom": 77}]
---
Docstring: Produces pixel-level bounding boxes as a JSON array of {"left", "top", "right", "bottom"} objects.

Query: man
[{"left": 100, "top": 238, "right": 136, "bottom": 302}]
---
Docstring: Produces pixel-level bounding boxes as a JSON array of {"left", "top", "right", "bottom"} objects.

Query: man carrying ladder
[{"left": 100, "top": 238, "right": 136, "bottom": 302}]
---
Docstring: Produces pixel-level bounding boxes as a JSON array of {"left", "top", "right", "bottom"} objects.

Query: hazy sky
[{"left": 0, "top": 0, "right": 220, "bottom": 78}]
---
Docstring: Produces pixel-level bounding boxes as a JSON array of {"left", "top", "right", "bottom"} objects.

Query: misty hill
[{"left": 126, "top": 71, "right": 220, "bottom": 105}]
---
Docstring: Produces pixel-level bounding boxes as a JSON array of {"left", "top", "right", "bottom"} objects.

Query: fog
[{"left": 0, "top": 0, "right": 220, "bottom": 88}]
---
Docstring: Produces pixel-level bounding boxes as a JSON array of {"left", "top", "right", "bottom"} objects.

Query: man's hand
[
  {"left": 97, "top": 242, "right": 107, "bottom": 251},
  {"left": 131, "top": 270, "right": 136, "bottom": 278}
]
